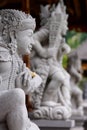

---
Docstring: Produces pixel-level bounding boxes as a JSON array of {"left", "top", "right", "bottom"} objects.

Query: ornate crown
[
  {"left": 49, "top": 0, "right": 68, "bottom": 45},
  {"left": 0, "top": 9, "right": 36, "bottom": 32}
]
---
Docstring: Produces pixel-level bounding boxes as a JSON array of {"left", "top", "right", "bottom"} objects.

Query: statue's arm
[
  {"left": 33, "top": 40, "right": 55, "bottom": 58},
  {"left": 33, "top": 24, "right": 56, "bottom": 58},
  {"left": 33, "top": 28, "right": 49, "bottom": 43}
]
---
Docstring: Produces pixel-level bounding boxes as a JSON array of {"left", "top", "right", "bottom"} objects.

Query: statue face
[{"left": 16, "top": 29, "right": 34, "bottom": 55}]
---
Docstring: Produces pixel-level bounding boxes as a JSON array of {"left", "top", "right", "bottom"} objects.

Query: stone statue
[
  {"left": 0, "top": 9, "right": 42, "bottom": 130},
  {"left": 67, "top": 51, "right": 83, "bottom": 116},
  {"left": 30, "top": 0, "right": 72, "bottom": 120}
]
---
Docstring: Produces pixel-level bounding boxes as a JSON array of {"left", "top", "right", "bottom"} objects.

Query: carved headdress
[
  {"left": 0, "top": 9, "right": 36, "bottom": 32},
  {"left": 49, "top": 0, "right": 68, "bottom": 46}
]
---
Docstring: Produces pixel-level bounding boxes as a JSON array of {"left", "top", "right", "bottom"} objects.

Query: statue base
[
  {"left": 32, "top": 119, "right": 75, "bottom": 130},
  {"left": 71, "top": 115, "right": 85, "bottom": 126},
  {"left": 71, "top": 115, "right": 87, "bottom": 130}
]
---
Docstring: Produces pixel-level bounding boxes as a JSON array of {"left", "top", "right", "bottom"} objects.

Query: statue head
[{"left": 0, "top": 9, "right": 36, "bottom": 55}]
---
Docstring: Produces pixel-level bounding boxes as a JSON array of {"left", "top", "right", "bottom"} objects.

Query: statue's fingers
[
  {"left": 23, "top": 72, "right": 29, "bottom": 87},
  {"left": 17, "top": 72, "right": 25, "bottom": 78}
]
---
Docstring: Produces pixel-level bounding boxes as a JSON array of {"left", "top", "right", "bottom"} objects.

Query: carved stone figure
[
  {"left": 30, "top": 0, "right": 72, "bottom": 120},
  {"left": 0, "top": 9, "right": 42, "bottom": 130},
  {"left": 67, "top": 51, "right": 83, "bottom": 116}
]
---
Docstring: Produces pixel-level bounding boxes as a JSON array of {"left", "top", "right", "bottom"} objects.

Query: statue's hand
[
  {"left": 28, "top": 73, "right": 42, "bottom": 93},
  {"left": 15, "top": 70, "right": 42, "bottom": 94},
  {"left": 15, "top": 70, "right": 32, "bottom": 94}
]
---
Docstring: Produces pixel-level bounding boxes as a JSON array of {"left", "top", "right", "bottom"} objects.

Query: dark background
[{"left": 0, "top": 0, "right": 87, "bottom": 32}]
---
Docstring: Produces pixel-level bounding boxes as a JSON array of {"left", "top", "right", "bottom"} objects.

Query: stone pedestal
[
  {"left": 71, "top": 115, "right": 85, "bottom": 127},
  {"left": 83, "top": 100, "right": 87, "bottom": 115},
  {"left": 32, "top": 119, "right": 75, "bottom": 130},
  {"left": 71, "top": 115, "right": 87, "bottom": 130},
  {"left": 83, "top": 82, "right": 87, "bottom": 99},
  {"left": 83, "top": 116, "right": 87, "bottom": 130},
  {"left": 82, "top": 100, "right": 87, "bottom": 130}
]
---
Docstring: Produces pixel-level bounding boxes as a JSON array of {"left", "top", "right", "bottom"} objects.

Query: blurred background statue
[
  {"left": 30, "top": 0, "right": 72, "bottom": 120},
  {"left": 67, "top": 51, "right": 83, "bottom": 116}
]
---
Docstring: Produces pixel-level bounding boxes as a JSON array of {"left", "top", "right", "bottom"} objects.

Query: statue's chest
[
  {"left": 0, "top": 70, "right": 11, "bottom": 91},
  {"left": 0, "top": 55, "right": 22, "bottom": 91}
]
